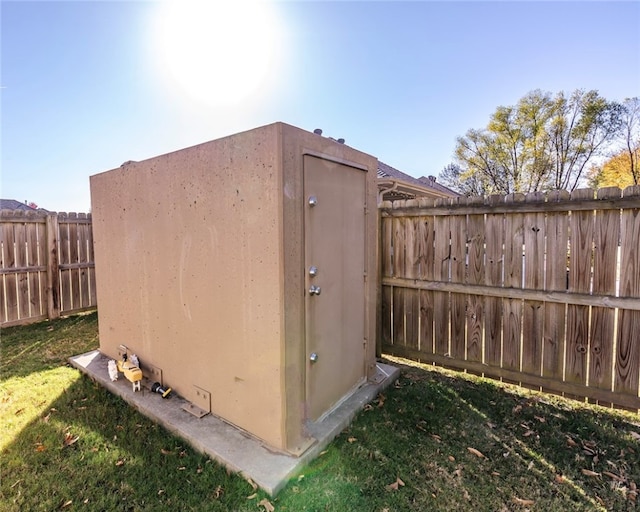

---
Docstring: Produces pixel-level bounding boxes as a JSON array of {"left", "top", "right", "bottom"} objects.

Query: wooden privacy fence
[
  {"left": 1, "top": 210, "right": 96, "bottom": 327},
  {"left": 379, "top": 186, "right": 640, "bottom": 411}
]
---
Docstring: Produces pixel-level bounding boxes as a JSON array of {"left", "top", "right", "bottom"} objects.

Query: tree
[
  {"left": 587, "top": 151, "right": 636, "bottom": 189},
  {"left": 619, "top": 97, "right": 640, "bottom": 185},
  {"left": 450, "top": 89, "right": 623, "bottom": 195}
]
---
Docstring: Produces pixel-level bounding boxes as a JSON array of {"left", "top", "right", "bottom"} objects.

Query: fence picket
[
  {"left": 615, "top": 185, "right": 640, "bottom": 397},
  {"left": 417, "top": 216, "right": 434, "bottom": 353},
  {"left": 450, "top": 200, "right": 467, "bottom": 360},
  {"left": 484, "top": 195, "right": 504, "bottom": 370},
  {"left": 565, "top": 189, "right": 594, "bottom": 388},
  {"left": 589, "top": 187, "right": 620, "bottom": 394},
  {"left": 466, "top": 196, "right": 484, "bottom": 363},
  {"left": 522, "top": 192, "right": 545, "bottom": 377},
  {"left": 404, "top": 217, "right": 420, "bottom": 349},
  {"left": 433, "top": 204, "right": 450, "bottom": 356},
  {"left": 502, "top": 194, "right": 525, "bottom": 374},
  {"left": 543, "top": 190, "right": 569, "bottom": 381}
]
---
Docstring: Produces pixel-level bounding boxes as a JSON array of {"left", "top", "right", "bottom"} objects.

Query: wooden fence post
[{"left": 46, "top": 213, "right": 60, "bottom": 320}]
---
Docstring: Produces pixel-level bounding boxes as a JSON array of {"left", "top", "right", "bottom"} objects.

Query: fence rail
[
  {"left": 1, "top": 209, "right": 96, "bottom": 326},
  {"left": 379, "top": 186, "right": 640, "bottom": 411}
]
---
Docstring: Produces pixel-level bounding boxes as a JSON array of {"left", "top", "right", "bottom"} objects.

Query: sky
[{"left": 2, "top": 0, "right": 639, "bottom": 213}]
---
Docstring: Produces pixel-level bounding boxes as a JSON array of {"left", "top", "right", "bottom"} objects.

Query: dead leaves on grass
[
  {"left": 467, "top": 447, "right": 486, "bottom": 459},
  {"left": 258, "top": 498, "right": 275, "bottom": 511},
  {"left": 385, "top": 477, "right": 405, "bottom": 491}
]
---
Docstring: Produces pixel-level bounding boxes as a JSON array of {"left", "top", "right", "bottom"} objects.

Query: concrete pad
[{"left": 69, "top": 351, "right": 399, "bottom": 496}]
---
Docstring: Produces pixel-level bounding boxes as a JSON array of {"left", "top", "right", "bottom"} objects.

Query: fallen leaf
[
  {"left": 534, "top": 415, "right": 546, "bottom": 423},
  {"left": 258, "top": 498, "right": 275, "bottom": 511},
  {"left": 629, "top": 431, "right": 640, "bottom": 441},
  {"left": 448, "top": 455, "right": 455, "bottom": 462},
  {"left": 248, "top": 478, "right": 258, "bottom": 491},
  {"left": 213, "top": 485, "right": 223, "bottom": 499},
  {"left": 431, "top": 434, "right": 441, "bottom": 442},
  {"left": 347, "top": 437, "right": 357, "bottom": 443},
  {"left": 363, "top": 404, "right": 374, "bottom": 411},
  {"left": 555, "top": 474, "right": 565, "bottom": 483},
  {"left": 491, "top": 471, "right": 501, "bottom": 476},
  {"left": 61, "top": 500, "right": 73, "bottom": 509},
  {"left": 158, "top": 490, "right": 165, "bottom": 495},
  {"left": 177, "top": 466, "right": 186, "bottom": 471},
  {"left": 160, "top": 448, "right": 172, "bottom": 455},
  {"left": 523, "top": 430, "right": 535, "bottom": 437},
  {"left": 246, "top": 493, "right": 257, "bottom": 500},
  {"left": 513, "top": 497, "right": 535, "bottom": 506},
  {"left": 566, "top": 437, "right": 578, "bottom": 447},
  {"left": 115, "top": 459, "right": 125, "bottom": 467},
  {"left": 603, "top": 471, "right": 624, "bottom": 481},
  {"left": 385, "top": 477, "right": 405, "bottom": 491},
  {"left": 63, "top": 432, "right": 79, "bottom": 447},
  {"left": 581, "top": 469, "right": 600, "bottom": 477},
  {"left": 467, "top": 447, "right": 485, "bottom": 459},
  {"left": 513, "top": 404, "right": 523, "bottom": 414},
  {"left": 35, "top": 443, "right": 45, "bottom": 452}
]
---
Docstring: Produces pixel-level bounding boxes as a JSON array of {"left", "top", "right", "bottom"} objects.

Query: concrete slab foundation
[{"left": 69, "top": 351, "right": 400, "bottom": 496}]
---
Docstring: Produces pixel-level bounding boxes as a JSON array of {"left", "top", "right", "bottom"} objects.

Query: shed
[{"left": 90, "top": 122, "right": 379, "bottom": 455}]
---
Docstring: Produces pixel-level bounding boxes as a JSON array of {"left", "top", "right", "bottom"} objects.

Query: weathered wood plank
[
  {"left": 380, "top": 192, "right": 640, "bottom": 217},
  {"left": 565, "top": 189, "right": 594, "bottom": 387},
  {"left": 404, "top": 218, "right": 419, "bottom": 349},
  {"left": 417, "top": 216, "right": 434, "bottom": 353},
  {"left": 433, "top": 211, "right": 450, "bottom": 356},
  {"left": 2, "top": 222, "right": 18, "bottom": 323},
  {"left": 381, "top": 286, "right": 392, "bottom": 346},
  {"left": 484, "top": 196, "right": 504, "bottom": 368},
  {"left": 15, "top": 223, "right": 30, "bottom": 319},
  {"left": 543, "top": 190, "right": 569, "bottom": 380},
  {"left": 392, "top": 217, "right": 406, "bottom": 346},
  {"left": 615, "top": 186, "right": 640, "bottom": 396},
  {"left": 589, "top": 187, "right": 620, "bottom": 391},
  {"left": 466, "top": 200, "right": 484, "bottom": 363},
  {"left": 503, "top": 194, "right": 525, "bottom": 373},
  {"left": 381, "top": 277, "right": 640, "bottom": 310},
  {"left": 45, "top": 214, "right": 61, "bottom": 320},
  {"left": 381, "top": 217, "right": 393, "bottom": 277},
  {"left": 522, "top": 192, "right": 545, "bottom": 376},
  {"left": 450, "top": 208, "right": 467, "bottom": 360}
]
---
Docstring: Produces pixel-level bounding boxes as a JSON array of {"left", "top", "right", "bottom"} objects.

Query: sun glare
[{"left": 154, "top": 0, "right": 278, "bottom": 107}]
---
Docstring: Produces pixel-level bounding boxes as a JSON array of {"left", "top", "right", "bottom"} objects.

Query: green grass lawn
[{"left": 1, "top": 312, "right": 639, "bottom": 511}]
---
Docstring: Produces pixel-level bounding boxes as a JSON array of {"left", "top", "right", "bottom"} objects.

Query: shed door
[{"left": 304, "top": 155, "right": 367, "bottom": 421}]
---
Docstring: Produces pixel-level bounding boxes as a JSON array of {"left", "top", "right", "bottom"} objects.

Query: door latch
[
  {"left": 308, "top": 285, "right": 321, "bottom": 296},
  {"left": 309, "top": 352, "right": 319, "bottom": 363},
  {"left": 308, "top": 196, "right": 318, "bottom": 207}
]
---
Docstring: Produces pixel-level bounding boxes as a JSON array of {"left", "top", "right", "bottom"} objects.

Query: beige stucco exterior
[{"left": 90, "top": 122, "right": 378, "bottom": 454}]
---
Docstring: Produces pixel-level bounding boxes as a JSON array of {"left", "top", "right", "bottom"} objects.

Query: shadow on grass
[
  {"left": 275, "top": 359, "right": 640, "bottom": 511},
  {"left": 0, "top": 374, "right": 262, "bottom": 512},
  {"left": 2, "top": 314, "right": 639, "bottom": 512}
]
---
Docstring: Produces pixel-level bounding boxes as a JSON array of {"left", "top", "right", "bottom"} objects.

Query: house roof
[
  {"left": 0, "top": 199, "right": 38, "bottom": 211},
  {"left": 377, "top": 161, "right": 459, "bottom": 200}
]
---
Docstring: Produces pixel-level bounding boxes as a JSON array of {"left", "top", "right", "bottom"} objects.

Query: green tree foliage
[{"left": 447, "top": 89, "right": 624, "bottom": 195}]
